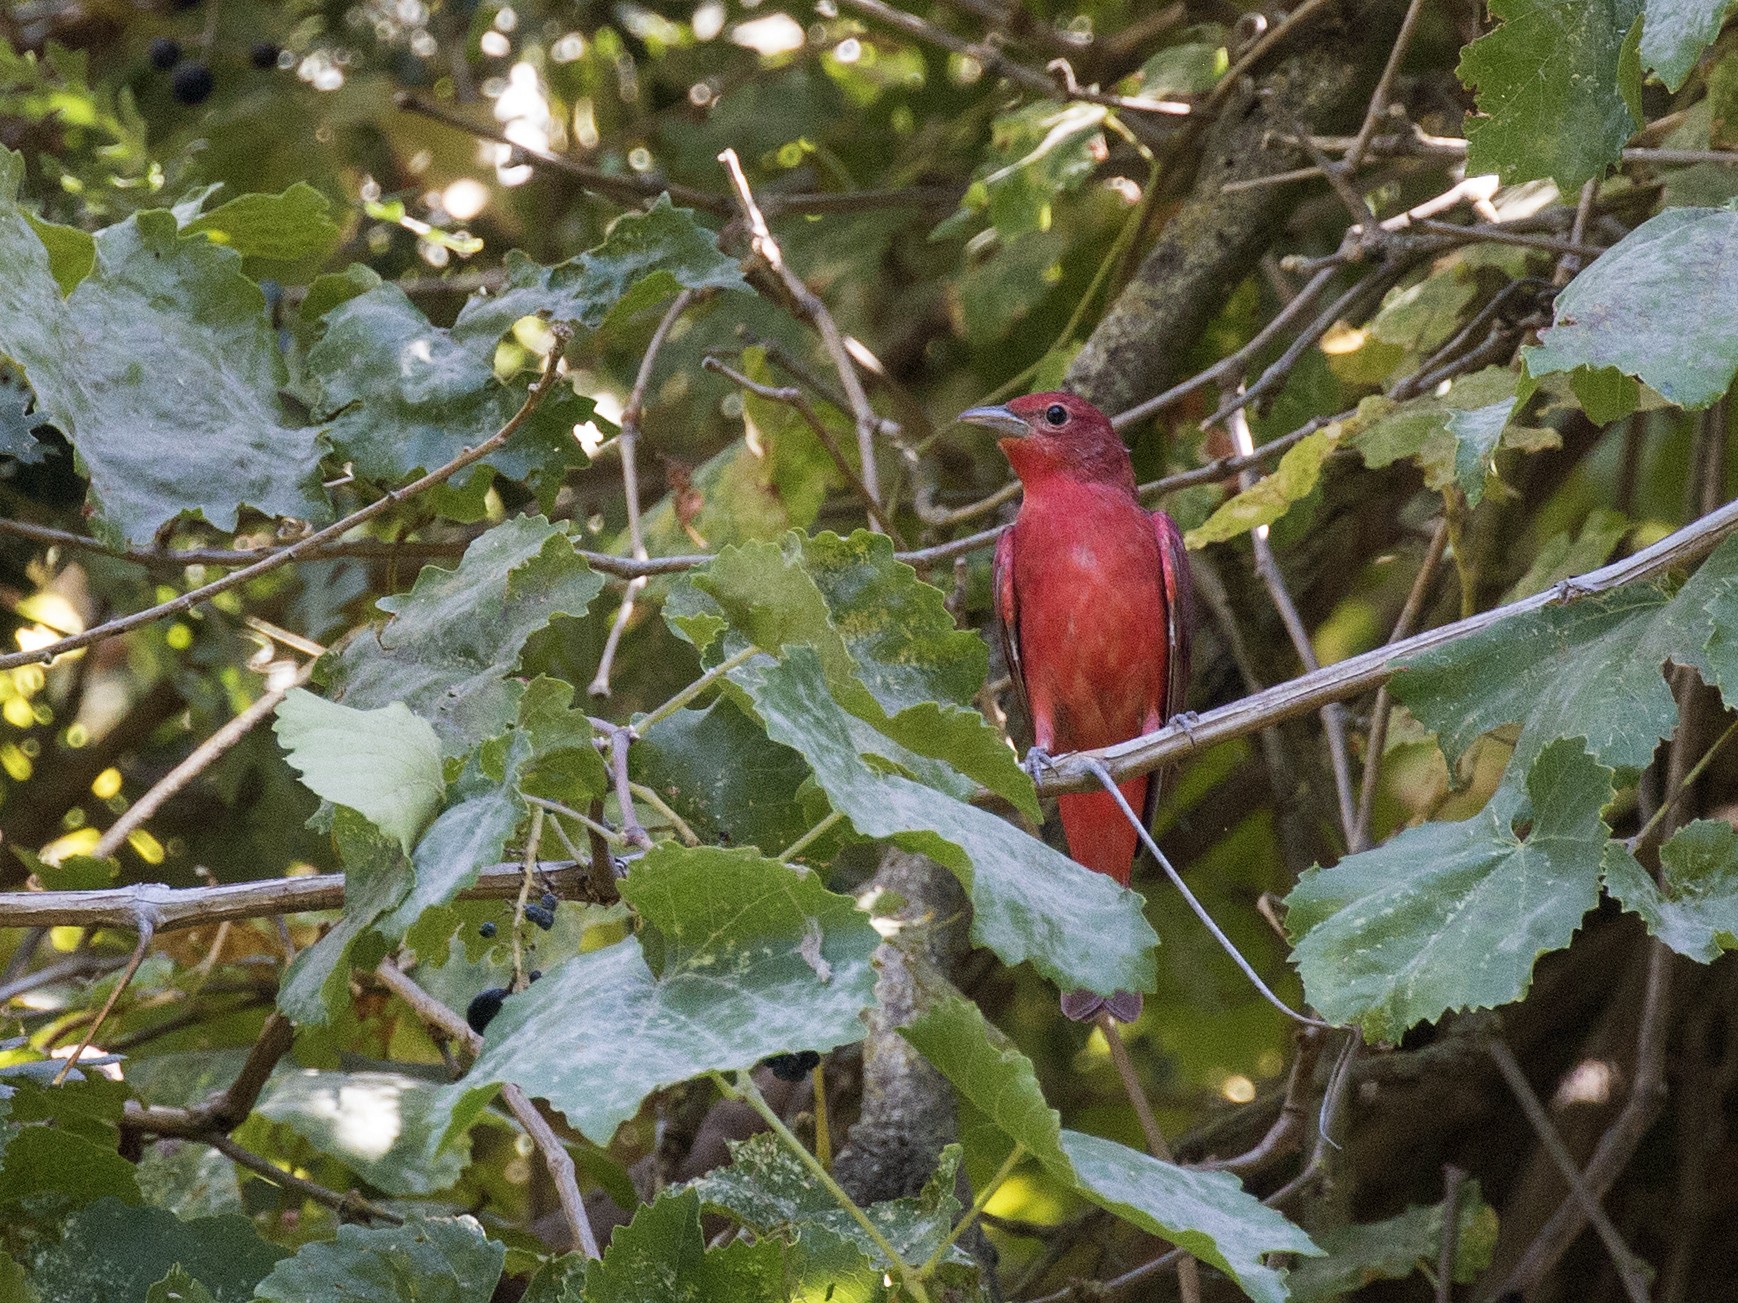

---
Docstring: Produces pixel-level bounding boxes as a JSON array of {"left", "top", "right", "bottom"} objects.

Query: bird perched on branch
[{"left": 960, "top": 392, "right": 1192, "bottom": 1023}]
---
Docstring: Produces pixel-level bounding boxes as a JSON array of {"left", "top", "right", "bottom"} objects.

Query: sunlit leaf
[
  {"left": 256, "top": 1070, "right": 471, "bottom": 1196},
  {"left": 584, "top": 1189, "right": 783, "bottom": 1303},
  {"left": 253, "top": 1215, "right": 503, "bottom": 1303}
]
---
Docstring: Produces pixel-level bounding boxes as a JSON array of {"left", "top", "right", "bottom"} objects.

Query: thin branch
[
  {"left": 1097, "top": 1012, "right": 1202, "bottom": 1303},
  {"left": 1486, "top": 1036, "right": 1652, "bottom": 1303},
  {"left": 1343, "top": 0, "right": 1427, "bottom": 171},
  {"left": 836, "top": 0, "right": 1070, "bottom": 100},
  {"left": 1436, "top": 1164, "right": 1467, "bottom": 1303},
  {"left": 122, "top": 1012, "right": 295, "bottom": 1136},
  {"left": 703, "top": 356, "right": 907, "bottom": 543},
  {"left": 1198, "top": 1025, "right": 1325, "bottom": 1176},
  {"left": 719, "top": 148, "right": 885, "bottom": 519},
  {"left": 92, "top": 662, "right": 314, "bottom": 861},
  {"left": 1033, "top": 494, "right": 1738, "bottom": 798},
  {"left": 374, "top": 957, "right": 600, "bottom": 1257},
  {"left": 601, "top": 725, "right": 652, "bottom": 850},
  {"left": 590, "top": 290, "right": 698, "bottom": 698},
  {"left": 208, "top": 1131, "right": 405, "bottom": 1224},
  {"left": 51, "top": 919, "right": 154, "bottom": 1084},
  {"left": 0, "top": 333, "right": 571, "bottom": 675}
]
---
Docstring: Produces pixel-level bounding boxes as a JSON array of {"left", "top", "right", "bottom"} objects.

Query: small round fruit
[
  {"left": 528, "top": 969, "right": 543, "bottom": 983},
  {"left": 148, "top": 38, "right": 182, "bottom": 71},
  {"left": 466, "top": 986, "right": 509, "bottom": 1035},
  {"left": 249, "top": 41, "right": 282, "bottom": 69},
  {"left": 478, "top": 920, "right": 497, "bottom": 939},
  {"left": 524, "top": 903, "right": 556, "bottom": 931},
  {"left": 539, "top": 890, "right": 558, "bottom": 911},
  {"left": 171, "top": 62, "right": 214, "bottom": 105},
  {"left": 762, "top": 1050, "right": 821, "bottom": 1082}
]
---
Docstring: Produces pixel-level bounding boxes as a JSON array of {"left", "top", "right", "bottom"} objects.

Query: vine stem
[
  {"left": 716, "top": 1069, "right": 932, "bottom": 1303},
  {"left": 637, "top": 645, "right": 761, "bottom": 729},
  {"left": 778, "top": 810, "right": 844, "bottom": 862},
  {"left": 919, "top": 1141, "right": 1026, "bottom": 1275},
  {"left": 1629, "top": 716, "right": 1738, "bottom": 851}
]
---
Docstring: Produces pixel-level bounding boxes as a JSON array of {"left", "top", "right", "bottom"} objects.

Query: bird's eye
[{"left": 1044, "top": 403, "right": 1068, "bottom": 427}]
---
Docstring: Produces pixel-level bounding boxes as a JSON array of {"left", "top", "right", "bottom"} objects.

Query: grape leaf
[
  {"left": 444, "top": 844, "right": 881, "bottom": 1145},
  {"left": 274, "top": 690, "right": 445, "bottom": 854},
  {"left": 252, "top": 1215, "right": 503, "bottom": 1303},
  {"left": 1286, "top": 1184, "right": 1498, "bottom": 1301},
  {"left": 0, "top": 154, "right": 325, "bottom": 545},
  {"left": 1185, "top": 428, "right": 1341, "bottom": 548},
  {"left": 689, "top": 1133, "right": 969, "bottom": 1274},
  {"left": 144, "top": 1266, "right": 216, "bottom": 1303},
  {"left": 584, "top": 1189, "right": 784, "bottom": 1303},
  {"left": 1286, "top": 740, "right": 1617, "bottom": 1042},
  {"left": 182, "top": 182, "right": 341, "bottom": 274},
  {"left": 1604, "top": 818, "right": 1738, "bottom": 961},
  {"left": 255, "top": 1070, "right": 471, "bottom": 1196},
  {"left": 306, "top": 283, "right": 594, "bottom": 495},
  {"left": 30, "top": 1198, "right": 285, "bottom": 1303},
  {"left": 453, "top": 195, "right": 746, "bottom": 345},
  {"left": 1393, "top": 533, "right": 1738, "bottom": 774},
  {"left": 1457, "top": 0, "right": 1642, "bottom": 188},
  {"left": 739, "top": 647, "right": 1156, "bottom": 997},
  {"left": 1526, "top": 206, "right": 1738, "bottom": 410},
  {"left": 903, "top": 995, "right": 1319, "bottom": 1303},
  {"left": 1640, "top": 0, "right": 1738, "bottom": 91},
  {"left": 328, "top": 515, "right": 605, "bottom": 756}
]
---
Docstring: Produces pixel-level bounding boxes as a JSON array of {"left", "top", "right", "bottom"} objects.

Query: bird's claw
[
  {"left": 1550, "top": 577, "right": 1594, "bottom": 605},
  {"left": 1022, "top": 746, "right": 1058, "bottom": 782},
  {"left": 1169, "top": 710, "right": 1201, "bottom": 744}
]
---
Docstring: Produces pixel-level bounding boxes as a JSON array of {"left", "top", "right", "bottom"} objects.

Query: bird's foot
[
  {"left": 1023, "top": 746, "right": 1058, "bottom": 782},
  {"left": 1168, "top": 710, "right": 1201, "bottom": 744}
]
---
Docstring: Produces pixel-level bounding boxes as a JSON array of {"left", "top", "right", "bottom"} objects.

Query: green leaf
[
  {"left": 1394, "top": 533, "right": 1738, "bottom": 774},
  {"left": 503, "top": 676, "right": 611, "bottom": 807},
  {"left": 30, "top": 1198, "right": 285, "bottom": 1303},
  {"left": 0, "top": 1252, "right": 35, "bottom": 1303},
  {"left": 1348, "top": 367, "right": 1555, "bottom": 503},
  {"left": 584, "top": 1189, "right": 784, "bottom": 1303},
  {"left": 689, "top": 1133, "right": 969, "bottom": 1275},
  {"left": 306, "top": 283, "right": 593, "bottom": 494},
  {"left": 738, "top": 647, "right": 1157, "bottom": 997},
  {"left": 1526, "top": 206, "right": 1738, "bottom": 410},
  {"left": 0, "top": 1122, "right": 142, "bottom": 1214},
  {"left": 328, "top": 515, "right": 605, "bottom": 756},
  {"left": 274, "top": 690, "right": 445, "bottom": 854},
  {"left": 182, "top": 183, "right": 341, "bottom": 276},
  {"left": 252, "top": 1216, "right": 504, "bottom": 1303},
  {"left": 0, "top": 158, "right": 325, "bottom": 545},
  {"left": 445, "top": 844, "right": 881, "bottom": 1145},
  {"left": 255, "top": 1069, "right": 471, "bottom": 1196},
  {"left": 1061, "top": 1130, "right": 1322, "bottom": 1303},
  {"left": 143, "top": 1267, "right": 215, "bottom": 1303},
  {"left": 899, "top": 995, "right": 1069, "bottom": 1176},
  {"left": 942, "top": 102, "right": 1108, "bottom": 241},
  {"left": 1604, "top": 818, "right": 1738, "bottom": 961},
  {"left": 1185, "top": 428, "right": 1342, "bottom": 547},
  {"left": 1501, "top": 508, "right": 1630, "bottom": 602},
  {"left": 1286, "top": 1184, "right": 1498, "bottom": 1302},
  {"left": 1286, "top": 741, "right": 1616, "bottom": 1042},
  {"left": 1640, "top": 0, "right": 1737, "bottom": 91},
  {"left": 453, "top": 195, "right": 746, "bottom": 345},
  {"left": 277, "top": 811, "right": 414, "bottom": 1025},
  {"left": 901, "top": 993, "right": 1317, "bottom": 1303},
  {"left": 1458, "top": 0, "right": 1643, "bottom": 188},
  {"left": 633, "top": 697, "right": 838, "bottom": 856},
  {"left": 22, "top": 211, "right": 93, "bottom": 294}
]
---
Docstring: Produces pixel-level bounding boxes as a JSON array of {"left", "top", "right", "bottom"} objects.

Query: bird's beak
[{"left": 957, "top": 404, "right": 1030, "bottom": 438}]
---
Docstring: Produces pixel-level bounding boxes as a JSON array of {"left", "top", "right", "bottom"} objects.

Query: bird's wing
[
  {"left": 992, "top": 526, "right": 1032, "bottom": 734},
  {"left": 1153, "top": 509, "right": 1193, "bottom": 724},
  {"left": 1141, "top": 510, "right": 1194, "bottom": 834}
]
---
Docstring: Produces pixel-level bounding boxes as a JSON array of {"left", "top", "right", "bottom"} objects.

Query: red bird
[{"left": 961, "top": 392, "right": 1192, "bottom": 1023}]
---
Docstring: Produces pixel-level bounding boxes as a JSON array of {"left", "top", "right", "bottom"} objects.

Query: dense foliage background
[{"left": 4, "top": 0, "right": 1738, "bottom": 1298}]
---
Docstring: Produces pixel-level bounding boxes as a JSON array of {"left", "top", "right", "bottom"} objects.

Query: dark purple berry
[
  {"left": 170, "top": 62, "right": 214, "bottom": 105},
  {"left": 524, "top": 903, "right": 555, "bottom": 930},
  {"left": 478, "top": 920, "right": 497, "bottom": 939},
  {"left": 249, "top": 42, "right": 282, "bottom": 70},
  {"left": 539, "top": 890, "right": 558, "bottom": 910},
  {"left": 148, "top": 38, "right": 182, "bottom": 71},
  {"left": 762, "top": 1050, "right": 821, "bottom": 1082},
  {"left": 528, "top": 969, "right": 543, "bottom": 982},
  {"left": 465, "top": 986, "right": 509, "bottom": 1035}
]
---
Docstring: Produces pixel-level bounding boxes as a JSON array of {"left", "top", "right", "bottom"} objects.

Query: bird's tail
[{"left": 1056, "top": 775, "right": 1149, "bottom": 887}]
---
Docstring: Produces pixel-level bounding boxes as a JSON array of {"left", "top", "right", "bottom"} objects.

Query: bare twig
[
  {"left": 719, "top": 148, "right": 885, "bottom": 520},
  {"left": 122, "top": 1012, "right": 295, "bottom": 1136},
  {"left": 599, "top": 724, "right": 652, "bottom": 850},
  {"left": 51, "top": 919, "right": 154, "bottom": 1085},
  {"left": 1436, "top": 1164, "right": 1467, "bottom": 1303},
  {"left": 703, "top": 356, "right": 906, "bottom": 543},
  {"left": 590, "top": 291, "right": 698, "bottom": 698},
  {"left": 0, "top": 333, "right": 571, "bottom": 674},
  {"left": 1486, "top": 1036, "right": 1652, "bottom": 1302},
  {"left": 91, "top": 661, "right": 314, "bottom": 861},
  {"left": 205, "top": 1130, "right": 404, "bottom": 1224},
  {"left": 1097, "top": 1011, "right": 1202, "bottom": 1303},
  {"left": 1343, "top": 0, "right": 1427, "bottom": 171},
  {"left": 374, "top": 956, "right": 600, "bottom": 1257}
]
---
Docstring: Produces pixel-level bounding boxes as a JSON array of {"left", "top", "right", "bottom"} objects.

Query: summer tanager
[{"left": 961, "top": 392, "right": 1193, "bottom": 1022}]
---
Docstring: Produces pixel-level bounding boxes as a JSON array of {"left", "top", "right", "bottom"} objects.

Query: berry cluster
[{"left": 145, "top": 35, "right": 282, "bottom": 105}]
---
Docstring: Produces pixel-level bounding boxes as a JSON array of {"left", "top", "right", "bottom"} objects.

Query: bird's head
[{"left": 957, "top": 391, "right": 1133, "bottom": 489}]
